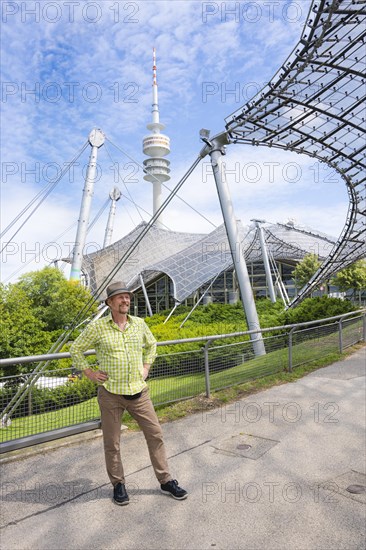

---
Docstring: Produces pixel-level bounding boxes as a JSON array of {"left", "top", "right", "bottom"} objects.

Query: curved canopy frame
[{"left": 224, "top": 0, "right": 365, "bottom": 306}]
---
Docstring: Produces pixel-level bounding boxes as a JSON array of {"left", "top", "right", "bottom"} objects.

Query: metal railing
[{"left": 0, "top": 310, "right": 364, "bottom": 453}]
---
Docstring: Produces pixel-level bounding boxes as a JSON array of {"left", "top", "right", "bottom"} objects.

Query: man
[{"left": 70, "top": 281, "right": 187, "bottom": 505}]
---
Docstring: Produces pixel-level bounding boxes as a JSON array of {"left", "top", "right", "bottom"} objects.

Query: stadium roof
[
  {"left": 82, "top": 222, "right": 205, "bottom": 296},
  {"left": 83, "top": 220, "right": 337, "bottom": 303},
  {"left": 246, "top": 222, "right": 337, "bottom": 263}
]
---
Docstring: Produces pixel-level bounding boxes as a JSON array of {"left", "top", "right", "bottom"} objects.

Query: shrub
[
  {"left": 280, "top": 296, "right": 356, "bottom": 325},
  {"left": 0, "top": 377, "right": 97, "bottom": 418}
]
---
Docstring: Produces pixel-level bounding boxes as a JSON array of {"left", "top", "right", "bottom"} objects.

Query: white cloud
[{"left": 1, "top": 0, "right": 349, "bottom": 284}]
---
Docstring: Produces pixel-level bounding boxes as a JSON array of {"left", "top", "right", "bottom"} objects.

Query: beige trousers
[{"left": 97, "top": 385, "right": 172, "bottom": 486}]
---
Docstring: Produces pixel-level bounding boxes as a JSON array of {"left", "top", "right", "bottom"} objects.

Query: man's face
[{"left": 108, "top": 292, "right": 131, "bottom": 315}]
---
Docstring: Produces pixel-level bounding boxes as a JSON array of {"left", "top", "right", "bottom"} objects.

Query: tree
[
  {"left": 0, "top": 267, "right": 98, "bottom": 374},
  {"left": 0, "top": 284, "right": 52, "bottom": 374},
  {"left": 16, "top": 266, "right": 98, "bottom": 333},
  {"left": 331, "top": 260, "right": 366, "bottom": 298},
  {"left": 292, "top": 253, "right": 322, "bottom": 291}
]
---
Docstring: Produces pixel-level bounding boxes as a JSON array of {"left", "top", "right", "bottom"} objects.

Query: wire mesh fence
[
  {"left": 150, "top": 349, "right": 206, "bottom": 405},
  {"left": 208, "top": 335, "right": 288, "bottom": 393},
  {"left": 291, "top": 321, "right": 340, "bottom": 368},
  {"left": 341, "top": 316, "right": 364, "bottom": 350},
  {"left": 0, "top": 311, "right": 364, "bottom": 451},
  {"left": 0, "top": 368, "right": 99, "bottom": 444}
]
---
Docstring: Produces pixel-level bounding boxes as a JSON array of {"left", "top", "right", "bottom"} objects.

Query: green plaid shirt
[{"left": 70, "top": 313, "right": 157, "bottom": 395}]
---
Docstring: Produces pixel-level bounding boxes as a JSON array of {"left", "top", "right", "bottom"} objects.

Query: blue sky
[{"left": 1, "top": 0, "right": 349, "bottom": 283}]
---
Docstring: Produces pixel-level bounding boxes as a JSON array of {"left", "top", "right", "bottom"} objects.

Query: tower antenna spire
[
  {"left": 143, "top": 48, "right": 171, "bottom": 228},
  {"left": 153, "top": 46, "right": 157, "bottom": 85},
  {"left": 151, "top": 47, "right": 161, "bottom": 128}
]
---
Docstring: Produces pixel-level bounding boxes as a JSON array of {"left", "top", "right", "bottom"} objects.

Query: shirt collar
[{"left": 106, "top": 312, "right": 133, "bottom": 324}]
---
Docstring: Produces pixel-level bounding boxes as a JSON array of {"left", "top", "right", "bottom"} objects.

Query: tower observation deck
[{"left": 143, "top": 48, "right": 170, "bottom": 228}]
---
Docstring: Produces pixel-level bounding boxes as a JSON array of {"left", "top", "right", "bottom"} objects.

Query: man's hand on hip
[{"left": 84, "top": 368, "right": 109, "bottom": 383}]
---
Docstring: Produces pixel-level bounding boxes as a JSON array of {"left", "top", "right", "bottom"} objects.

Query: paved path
[{"left": 1, "top": 347, "right": 365, "bottom": 550}]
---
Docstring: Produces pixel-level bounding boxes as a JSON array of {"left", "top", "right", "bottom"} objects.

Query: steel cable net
[
  {"left": 129, "top": 223, "right": 245, "bottom": 302},
  {"left": 132, "top": 222, "right": 338, "bottom": 303},
  {"left": 245, "top": 222, "right": 337, "bottom": 262},
  {"left": 82, "top": 221, "right": 206, "bottom": 297},
  {"left": 225, "top": 0, "right": 366, "bottom": 306},
  {"left": 83, "top": 218, "right": 339, "bottom": 304}
]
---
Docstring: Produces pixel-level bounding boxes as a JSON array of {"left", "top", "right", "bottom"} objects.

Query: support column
[
  {"left": 70, "top": 129, "right": 105, "bottom": 282},
  {"left": 208, "top": 138, "right": 266, "bottom": 356},
  {"left": 103, "top": 187, "right": 121, "bottom": 248},
  {"left": 253, "top": 219, "right": 276, "bottom": 303},
  {"left": 139, "top": 274, "right": 153, "bottom": 317}
]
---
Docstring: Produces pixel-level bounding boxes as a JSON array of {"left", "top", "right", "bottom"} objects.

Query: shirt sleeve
[
  {"left": 70, "top": 322, "right": 98, "bottom": 371},
  {"left": 142, "top": 321, "right": 157, "bottom": 365}
]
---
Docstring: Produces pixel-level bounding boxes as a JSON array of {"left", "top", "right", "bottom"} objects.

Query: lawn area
[{"left": 2, "top": 321, "right": 362, "bottom": 443}]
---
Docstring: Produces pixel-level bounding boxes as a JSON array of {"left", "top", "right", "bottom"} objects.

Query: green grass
[
  {"left": 2, "top": 326, "right": 364, "bottom": 441},
  {"left": 0, "top": 397, "right": 100, "bottom": 441}
]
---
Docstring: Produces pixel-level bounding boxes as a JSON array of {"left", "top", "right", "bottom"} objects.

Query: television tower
[{"left": 143, "top": 48, "right": 170, "bottom": 228}]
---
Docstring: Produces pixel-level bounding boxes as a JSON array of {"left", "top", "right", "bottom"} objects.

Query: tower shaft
[{"left": 143, "top": 48, "right": 171, "bottom": 228}]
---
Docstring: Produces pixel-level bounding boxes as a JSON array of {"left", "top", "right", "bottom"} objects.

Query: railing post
[
  {"left": 338, "top": 318, "right": 343, "bottom": 353},
  {"left": 288, "top": 328, "right": 295, "bottom": 372},
  {"left": 203, "top": 340, "right": 212, "bottom": 397},
  {"left": 28, "top": 389, "right": 33, "bottom": 416},
  {"left": 363, "top": 312, "right": 366, "bottom": 343}
]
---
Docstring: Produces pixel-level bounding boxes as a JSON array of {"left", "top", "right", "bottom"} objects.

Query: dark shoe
[
  {"left": 160, "top": 479, "right": 188, "bottom": 500},
  {"left": 113, "top": 482, "right": 129, "bottom": 506}
]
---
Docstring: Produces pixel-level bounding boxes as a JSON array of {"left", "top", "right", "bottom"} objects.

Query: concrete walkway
[{"left": 1, "top": 347, "right": 365, "bottom": 550}]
